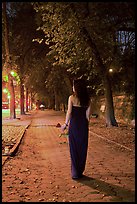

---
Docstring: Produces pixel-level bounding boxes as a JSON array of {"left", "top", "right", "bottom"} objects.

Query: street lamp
[{"left": 109, "top": 68, "right": 113, "bottom": 73}]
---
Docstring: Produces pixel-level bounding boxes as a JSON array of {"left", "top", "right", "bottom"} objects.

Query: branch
[{"left": 69, "top": 3, "right": 106, "bottom": 76}]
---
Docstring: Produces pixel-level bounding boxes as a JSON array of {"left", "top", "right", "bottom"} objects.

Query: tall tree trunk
[
  {"left": 3, "top": 2, "right": 16, "bottom": 119},
  {"left": 20, "top": 78, "right": 25, "bottom": 115},
  {"left": 25, "top": 87, "right": 28, "bottom": 112},
  {"left": 104, "top": 74, "right": 118, "bottom": 126},
  {"left": 54, "top": 87, "right": 60, "bottom": 111},
  {"left": 30, "top": 92, "right": 33, "bottom": 110},
  {"left": 63, "top": 104, "right": 66, "bottom": 113},
  {"left": 30, "top": 92, "right": 35, "bottom": 110},
  {"left": 28, "top": 93, "right": 31, "bottom": 111},
  {"left": 8, "top": 73, "right": 16, "bottom": 119},
  {"left": 47, "top": 97, "right": 54, "bottom": 109}
]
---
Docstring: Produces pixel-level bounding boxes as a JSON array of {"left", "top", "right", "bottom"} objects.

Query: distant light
[
  {"left": 11, "top": 71, "right": 15, "bottom": 76},
  {"left": 7, "top": 95, "right": 10, "bottom": 99},
  {"left": 10, "top": 71, "right": 17, "bottom": 77},
  {"left": 3, "top": 88, "right": 8, "bottom": 93},
  {"left": 109, "top": 69, "right": 113, "bottom": 73}
]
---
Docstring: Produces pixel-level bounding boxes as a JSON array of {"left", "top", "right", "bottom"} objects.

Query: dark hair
[{"left": 73, "top": 79, "right": 90, "bottom": 107}]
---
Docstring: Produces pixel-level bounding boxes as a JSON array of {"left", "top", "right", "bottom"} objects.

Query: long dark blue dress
[{"left": 68, "top": 106, "right": 89, "bottom": 178}]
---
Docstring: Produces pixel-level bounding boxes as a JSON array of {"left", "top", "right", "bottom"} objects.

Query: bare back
[{"left": 71, "top": 95, "right": 81, "bottom": 107}]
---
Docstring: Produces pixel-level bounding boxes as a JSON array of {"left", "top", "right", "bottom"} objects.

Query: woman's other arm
[
  {"left": 61, "top": 95, "right": 73, "bottom": 131},
  {"left": 86, "top": 100, "right": 91, "bottom": 121}
]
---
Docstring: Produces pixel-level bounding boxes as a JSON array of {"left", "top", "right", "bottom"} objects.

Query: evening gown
[{"left": 68, "top": 105, "right": 89, "bottom": 178}]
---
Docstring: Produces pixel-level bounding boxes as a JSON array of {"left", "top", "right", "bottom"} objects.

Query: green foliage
[
  {"left": 33, "top": 3, "right": 92, "bottom": 76},
  {"left": 2, "top": 2, "right": 135, "bottom": 112},
  {"left": 2, "top": 74, "right": 8, "bottom": 82},
  {"left": 45, "top": 65, "right": 72, "bottom": 104},
  {"left": 33, "top": 2, "right": 135, "bottom": 98}
]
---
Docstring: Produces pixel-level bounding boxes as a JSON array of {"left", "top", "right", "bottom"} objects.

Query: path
[{"left": 2, "top": 110, "right": 135, "bottom": 202}]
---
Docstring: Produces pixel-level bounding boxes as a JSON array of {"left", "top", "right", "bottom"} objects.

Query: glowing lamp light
[
  {"left": 3, "top": 88, "right": 8, "bottom": 93},
  {"left": 7, "top": 95, "right": 10, "bottom": 99},
  {"left": 10, "top": 71, "right": 17, "bottom": 77},
  {"left": 109, "top": 68, "right": 113, "bottom": 73}
]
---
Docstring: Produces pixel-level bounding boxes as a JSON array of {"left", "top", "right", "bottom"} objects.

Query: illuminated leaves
[{"left": 33, "top": 2, "right": 91, "bottom": 72}]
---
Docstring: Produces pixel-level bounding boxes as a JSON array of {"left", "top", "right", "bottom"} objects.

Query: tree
[
  {"left": 9, "top": 2, "right": 47, "bottom": 114},
  {"left": 33, "top": 2, "right": 135, "bottom": 126},
  {"left": 2, "top": 2, "right": 16, "bottom": 119},
  {"left": 10, "top": 3, "right": 36, "bottom": 114},
  {"left": 45, "top": 64, "right": 72, "bottom": 110}
]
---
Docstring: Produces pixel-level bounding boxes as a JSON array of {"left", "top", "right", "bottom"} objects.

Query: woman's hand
[{"left": 61, "top": 123, "right": 68, "bottom": 132}]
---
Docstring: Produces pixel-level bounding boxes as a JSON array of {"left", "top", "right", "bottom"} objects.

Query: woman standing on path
[{"left": 61, "top": 79, "right": 91, "bottom": 179}]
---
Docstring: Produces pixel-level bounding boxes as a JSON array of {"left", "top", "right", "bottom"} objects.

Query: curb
[{"left": 2, "top": 124, "right": 31, "bottom": 166}]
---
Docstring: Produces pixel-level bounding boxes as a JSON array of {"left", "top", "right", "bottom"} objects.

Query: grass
[{"left": 2, "top": 109, "right": 21, "bottom": 119}]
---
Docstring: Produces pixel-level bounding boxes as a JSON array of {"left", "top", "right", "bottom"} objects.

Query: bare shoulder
[
  {"left": 70, "top": 95, "right": 80, "bottom": 106},
  {"left": 69, "top": 95, "right": 74, "bottom": 102}
]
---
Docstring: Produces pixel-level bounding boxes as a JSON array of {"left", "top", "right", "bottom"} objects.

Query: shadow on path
[{"left": 76, "top": 175, "right": 135, "bottom": 202}]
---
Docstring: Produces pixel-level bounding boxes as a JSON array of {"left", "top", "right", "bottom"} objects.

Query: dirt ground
[{"left": 2, "top": 110, "right": 135, "bottom": 202}]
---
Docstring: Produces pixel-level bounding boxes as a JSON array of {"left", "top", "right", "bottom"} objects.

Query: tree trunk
[
  {"left": 30, "top": 92, "right": 35, "bottom": 110},
  {"left": 54, "top": 87, "right": 60, "bottom": 111},
  {"left": 26, "top": 87, "right": 29, "bottom": 112},
  {"left": 20, "top": 79, "right": 25, "bottom": 115},
  {"left": 63, "top": 104, "right": 66, "bottom": 113},
  {"left": 3, "top": 2, "right": 16, "bottom": 119},
  {"left": 28, "top": 93, "right": 31, "bottom": 111},
  {"left": 104, "top": 74, "right": 118, "bottom": 127},
  {"left": 47, "top": 97, "right": 54, "bottom": 109},
  {"left": 8, "top": 74, "right": 16, "bottom": 119},
  {"left": 30, "top": 92, "right": 33, "bottom": 110}
]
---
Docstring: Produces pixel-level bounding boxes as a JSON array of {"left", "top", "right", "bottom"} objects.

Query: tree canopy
[
  {"left": 32, "top": 2, "right": 135, "bottom": 96},
  {"left": 2, "top": 2, "right": 135, "bottom": 122}
]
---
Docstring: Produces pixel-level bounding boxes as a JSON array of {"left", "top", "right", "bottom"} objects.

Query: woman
[{"left": 61, "top": 79, "right": 91, "bottom": 179}]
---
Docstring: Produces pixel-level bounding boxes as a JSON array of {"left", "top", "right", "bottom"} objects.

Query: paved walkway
[{"left": 2, "top": 110, "right": 135, "bottom": 202}]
